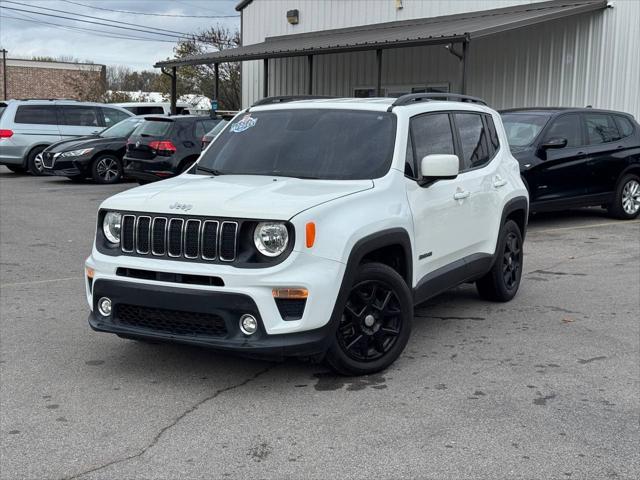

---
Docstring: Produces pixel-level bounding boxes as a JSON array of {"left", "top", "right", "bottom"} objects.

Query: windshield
[
  {"left": 501, "top": 113, "right": 551, "bottom": 147},
  {"left": 197, "top": 109, "right": 396, "bottom": 180},
  {"left": 99, "top": 117, "right": 143, "bottom": 138}
]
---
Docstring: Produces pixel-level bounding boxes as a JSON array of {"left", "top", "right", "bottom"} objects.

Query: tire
[
  {"left": 6, "top": 165, "right": 27, "bottom": 174},
  {"left": 27, "top": 146, "right": 47, "bottom": 176},
  {"left": 325, "top": 262, "right": 413, "bottom": 376},
  {"left": 91, "top": 154, "right": 123, "bottom": 184},
  {"left": 607, "top": 173, "right": 640, "bottom": 220},
  {"left": 476, "top": 220, "right": 523, "bottom": 302}
]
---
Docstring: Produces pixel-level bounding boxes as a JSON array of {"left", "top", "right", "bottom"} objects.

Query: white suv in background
[{"left": 86, "top": 94, "right": 528, "bottom": 375}]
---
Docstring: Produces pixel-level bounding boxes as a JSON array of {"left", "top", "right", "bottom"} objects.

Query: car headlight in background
[
  {"left": 103, "top": 212, "right": 121, "bottom": 244},
  {"left": 253, "top": 222, "right": 289, "bottom": 257},
  {"left": 61, "top": 148, "right": 94, "bottom": 158}
]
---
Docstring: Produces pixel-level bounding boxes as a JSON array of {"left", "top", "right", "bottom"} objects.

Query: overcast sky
[{"left": 0, "top": 0, "right": 240, "bottom": 71}]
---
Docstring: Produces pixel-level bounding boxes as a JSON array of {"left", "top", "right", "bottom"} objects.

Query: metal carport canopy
[{"left": 154, "top": 0, "right": 606, "bottom": 68}]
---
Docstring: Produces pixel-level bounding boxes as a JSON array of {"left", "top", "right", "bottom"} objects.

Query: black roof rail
[
  {"left": 17, "top": 98, "right": 78, "bottom": 102},
  {"left": 388, "top": 93, "right": 487, "bottom": 111},
  {"left": 251, "top": 95, "right": 334, "bottom": 107}
]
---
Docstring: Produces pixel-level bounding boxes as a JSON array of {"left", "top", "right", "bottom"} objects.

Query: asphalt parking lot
[{"left": 1, "top": 167, "right": 638, "bottom": 480}]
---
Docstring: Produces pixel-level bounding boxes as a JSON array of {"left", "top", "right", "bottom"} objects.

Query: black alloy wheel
[
  {"left": 476, "top": 219, "right": 523, "bottom": 302},
  {"left": 502, "top": 231, "right": 521, "bottom": 290},
  {"left": 338, "top": 279, "right": 402, "bottom": 362},
  {"left": 325, "top": 262, "right": 412, "bottom": 376}
]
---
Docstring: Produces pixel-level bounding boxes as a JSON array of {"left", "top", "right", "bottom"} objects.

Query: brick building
[{"left": 0, "top": 58, "right": 106, "bottom": 100}]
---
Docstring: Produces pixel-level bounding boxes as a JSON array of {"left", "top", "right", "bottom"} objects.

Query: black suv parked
[
  {"left": 42, "top": 116, "right": 143, "bottom": 183},
  {"left": 501, "top": 108, "right": 640, "bottom": 219},
  {"left": 124, "top": 115, "right": 218, "bottom": 183}
]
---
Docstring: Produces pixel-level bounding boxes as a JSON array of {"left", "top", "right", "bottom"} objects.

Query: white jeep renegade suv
[{"left": 86, "top": 94, "right": 528, "bottom": 375}]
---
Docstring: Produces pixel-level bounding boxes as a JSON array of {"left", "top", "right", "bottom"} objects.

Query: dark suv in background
[
  {"left": 124, "top": 115, "right": 218, "bottom": 184},
  {"left": 501, "top": 108, "right": 640, "bottom": 219}
]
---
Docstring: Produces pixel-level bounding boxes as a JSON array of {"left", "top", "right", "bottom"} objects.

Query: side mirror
[
  {"left": 540, "top": 137, "right": 568, "bottom": 150},
  {"left": 419, "top": 154, "right": 459, "bottom": 185}
]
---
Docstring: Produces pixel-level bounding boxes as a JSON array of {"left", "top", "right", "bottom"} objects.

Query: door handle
[
  {"left": 453, "top": 190, "right": 471, "bottom": 201},
  {"left": 493, "top": 176, "right": 508, "bottom": 188}
]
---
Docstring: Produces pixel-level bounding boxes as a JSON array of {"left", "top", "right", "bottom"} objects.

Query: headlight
[
  {"left": 102, "top": 212, "right": 121, "bottom": 244},
  {"left": 253, "top": 222, "right": 289, "bottom": 257},
  {"left": 61, "top": 148, "right": 94, "bottom": 157}
]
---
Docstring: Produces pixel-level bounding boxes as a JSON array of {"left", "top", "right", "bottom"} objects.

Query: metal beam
[
  {"left": 170, "top": 67, "right": 177, "bottom": 115},
  {"left": 263, "top": 58, "right": 269, "bottom": 98},
  {"left": 460, "top": 39, "right": 469, "bottom": 95},
  {"left": 307, "top": 55, "right": 313, "bottom": 95},
  {"left": 376, "top": 49, "right": 383, "bottom": 97}
]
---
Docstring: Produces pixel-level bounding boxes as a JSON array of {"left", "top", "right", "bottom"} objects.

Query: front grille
[
  {"left": 42, "top": 152, "right": 56, "bottom": 168},
  {"left": 116, "top": 303, "right": 228, "bottom": 337},
  {"left": 121, "top": 214, "right": 238, "bottom": 262}
]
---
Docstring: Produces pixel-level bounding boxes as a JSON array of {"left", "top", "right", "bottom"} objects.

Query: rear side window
[
  {"left": 101, "top": 107, "right": 130, "bottom": 127},
  {"left": 61, "top": 106, "right": 100, "bottom": 127},
  {"left": 0, "top": 103, "right": 7, "bottom": 119},
  {"left": 14, "top": 105, "right": 59, "bottom": 125},
  {"left": 543, "top": 114, "right": 582, "bottom": 147},
  {"left": 584, "top": 113, "right": 621, "bottom": 144},
  {"left": 195, "top": 121, "right": 206, "bottom": 138},
  {"left": 614, "top": 115, "right": 635, "bottom": 138},
  {"left": 136, "top": 120, "right": 172, "bottom": 137},
  {"left": 454, "top": 113, "right": 491, "bottom": 170}
]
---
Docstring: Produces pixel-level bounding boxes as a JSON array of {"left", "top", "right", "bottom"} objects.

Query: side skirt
[
  {"left": 531, "top": 192, "right": 612, "bottom": 213},
  {"left": 413, "top": 253, "right": 493, "bottom": 305}
]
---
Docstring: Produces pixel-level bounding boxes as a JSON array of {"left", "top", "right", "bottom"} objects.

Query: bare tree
[{"left": 156, "top": 26, "right": 241, "bottom": 110}]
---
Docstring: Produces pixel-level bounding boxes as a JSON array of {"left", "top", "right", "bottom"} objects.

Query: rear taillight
[
  {"left": 0, "top": 129, "right": 13, "bottom": 139},
  {"left": 149, "top": 140, "right": 177, "bottom": 154}
]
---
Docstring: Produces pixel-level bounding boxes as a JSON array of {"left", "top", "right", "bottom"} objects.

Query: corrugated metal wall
[{"left": 241, "top": 0, "right": 640, "bottom": 118}]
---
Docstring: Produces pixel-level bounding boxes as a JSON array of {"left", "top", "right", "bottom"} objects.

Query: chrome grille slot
[
  {"left": 220, "top": 222, "right": 238, "bottom": 262},
  {"left": 184, "top": 220, "right": 201, "bottom": 259},
  {"left": 201, "top": 220, "right": 218, "bottom": 260},
  {"left": 168, "top": 218, "right": 184, "bottom": 257},
  {"left": 136, "top": 216, "right": 151, "bottom": 254},
  {"left": 151, "top": 217, "right": 167, "bottom": 256},
  {"left": 116, "top": 214, "right": 241, "bottom": 263},
  {"left": 121, "top": 215, "right": 136, "bottom": 253}
]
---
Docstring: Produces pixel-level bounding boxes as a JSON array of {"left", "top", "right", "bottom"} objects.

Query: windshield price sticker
[{"left": 230, "top": 115, "right": 258, "bottom": 133}]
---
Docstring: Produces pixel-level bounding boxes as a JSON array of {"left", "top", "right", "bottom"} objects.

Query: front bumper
[
  {"left": 89, "top": 279, "right": 333, "bottom": 356},
  {"left": 85, "top": 247, "right": 346, "bottom": 354}
]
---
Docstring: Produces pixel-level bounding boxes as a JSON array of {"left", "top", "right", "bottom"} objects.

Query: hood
[
  {"left": 101, "top": 174, "right": 374, "bottom": 220},
  {"left": 46, "top": 135, "right": 116, "bottom": 153}
]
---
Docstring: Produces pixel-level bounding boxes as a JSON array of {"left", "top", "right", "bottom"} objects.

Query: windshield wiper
[{"left": 196, "top": 165, "right": 224, "bottom": 176}]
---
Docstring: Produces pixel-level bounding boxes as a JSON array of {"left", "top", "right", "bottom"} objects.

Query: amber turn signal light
[
  {"left": 305, "top": 222, "right": 316, "bottom": 248},
  {"left": 85, "top": 266, "right": 95, "bottom": 279},
  {"left": 272, "top": 288, "right": 308, "bottom": 299}
]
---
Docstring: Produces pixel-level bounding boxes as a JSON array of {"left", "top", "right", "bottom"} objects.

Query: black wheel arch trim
[
  {"left": 501, "top": 196, "right": 529, "bottom": 240},
  {"left": 327, "top": 228, "right": 412, "bottom": 335}
]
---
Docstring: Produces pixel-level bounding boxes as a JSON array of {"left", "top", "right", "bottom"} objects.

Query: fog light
[
  {"left": 239, "top": 314, "right": 258, "bottom": 335},
  {"left": 97, "top": 297, "right": 112, "bottom": 316}
]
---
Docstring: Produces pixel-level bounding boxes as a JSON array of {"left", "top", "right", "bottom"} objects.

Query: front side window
[
  {"left": 198, "top": 109, "right": 396, "bottom": 180},
  {"left": 410, "top": 113, "right": 455, "bottom": 163},
  {"left": 14, "top": 105, "right": 58, "bottom": 125},
  {"left": 454, "top": 113, "right": 491, "bottom": 170},
  {"left": 61, "top": 106, "right": 100, "bottom": 127},
  {"left": 543, "top": 114, "right": 582, "bottom": 147},
  {"left": 584, "top": 113, "right": 621, "bottom": 144}
]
